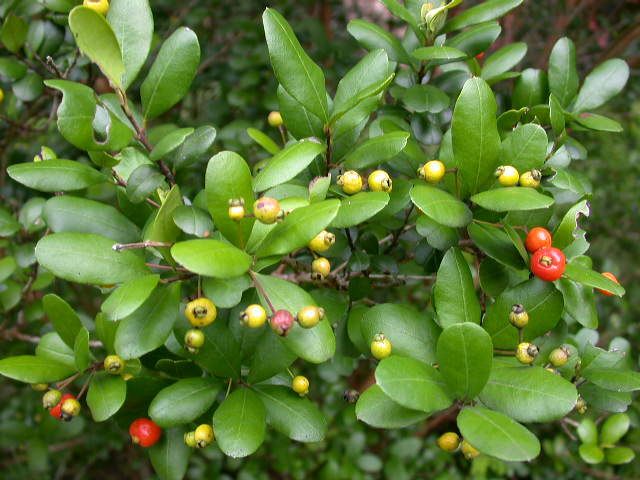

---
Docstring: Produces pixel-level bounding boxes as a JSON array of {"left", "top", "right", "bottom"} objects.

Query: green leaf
[
  {"left": 126, "top": 165, "right": 164, "bottom": 203},
  {"left": 213, "top": 388, "right": 266, "bottom": 458},
  {"left": 579, "top": 384, "right": 632, "bottom": 413},
  {"left": 375, "top": 356, "right": 451, "bottom": 413},
  {"left": 149, "top": 377, "right": 222, "bottom": 428},
  {"left": 68, "top": 6, "right": 125, "bottom": 88},
  {"left": 512, "top": 68, "right": 548, "bottom": 109},
  {"left": 253, "top": 139, "right": 326, "bottom": 192},
  {"left": 452, "top": 77, "right": 500, "bottom": 197},
  {"left": 0, "top": 57, "right": 27, "bottom": 81},
  {"left": 446, "top": 21, "right": 501, "bottom": 57},
  {"left": 42, "top": 293, "right": 83, "bottom": 349},
  {"left": 479, "top": 366, "right": 578, "bottom": 422},
  {"left": 170, "top": 126, "right": 217, "bottom": 169},
  {"left": 356, "top": 384, "right": 428, "bottom": 429},
  {"left": 101, "top": 274, "right": 159, "bottom": 321},
  {"left": 35, "top": 333, "right": 75, "bottom": 368},
  {"left": 410, "top": 185, "right": 472, "bottom": 228},
  {"left": 247, "top": 128, "right": 280, "bottom": 155},
  {"left": 247, "top": 330, "right": 297, "bottom": 384},
  {"left": 309, "top": 175, "right": 331, "bottom": 203},
  {"left": 444, "top": 0, "right": 523, "bottom": 32},
  {"left": 13, "top": 71, "right": 43, "bottom": 102},
  {"left": 583, "top": 369, "right": 640, "bottom": 393},
  {"left": 471, "top": 188, "right": 554, "bottom": 212},
  {"left": 347, "top": 19, "right": 411, "bottom": 65},
  {"left": 433, "top": 248, "right": 481, "bottom": 328},
  {"left": 412, "top": 46, "right": 467, "bottom": 64},
  {"left": 1, "top": 14, "right": 28, "bottom": 53},
  {"left": 254, "top": 273, "right": 336, "bottom": 364},
  {"left": 74, "top": 327, "right": 91, "bottom": 371},
  {"left": 343, "top": 132, "right": 409, "bottom": 169},
  {"left": 549, "top": 93, "right": 566, "bottom": 135},
  {"left": 331, "top": 192, "right": 389, "bottom": 229},
  {"left": 0, "top": 256, "right": 16, "bottom": 283},
  {"left": 605, "top": 447, "right": 635, "bottom": 465},
  {"left": 263, "top": 8, "right": 328, "bottom": 122},
  {"left": 553, "top": 200, "right": 590, "bottom": 251},
  {"left": 360, "top": 304, "right": 440, "bottom": 364},
  {"left": 437, "top": 323, "right": 492, "bottom": 399},
  {"left": 256, "top": 199, "right": 340, "bottom": 257},
  {"left": 106, "top": 0, "right": 153, "bottom": 89},
  {"left": 483, "top": 278, "right": 564, "bottom": 349},
  {"left": 36, "top": 232, "right": 149, "bottom": 285},
  {"left": 203, "top": 275, "right": 250, "bottom": 309},
  {"left": 600, "top": 413, "right": 630, "bottom": 446},
  {"left": 481, "top": 42, "right": 527, "bottom": 82},
  {"left": 277, "top": 86, "right": 324, "bottom": 139},
  {"left": 556, "top": 278, "right": 598, "bottom": 329},
  {"left": 563, "top": 263, "right": 625, "bottom": 297},
  {"left": 397, "top": 85, "right": 450, "bottom": 114},
  {"left": 572, "top": 112, "right": 623, "bottom": 133},
  {"left": 468, "top": 222, "right": 525, "bottom": 269},
  {"left": 572, "top": 59, "right": 629, "bottom": 113},
  {"left": 416, "top": 215, "right": 458, "bottom": 250},
  {"left": 86, "top": 373, "right": 126, "bottom": 421},
  {"left": 43, "top": 196, "right": 140, "bottom": 243},
  {"left": 0, "top": 207, "right": 20, "bottom": 237},
  {"left": 172, "top": 205, "right": 213, "bottom": 238},
  {"left": 8, "top": 160, "right": 107, "bottom": 192},
  {"left": 330, "top": 74, "right": 394, "bottom": 127},
  {"left": 253, "top": 385, "right": 327, "bottom": 442},
  {"left": 457, "top": 406, "right": 540, "bottom": 462},
  {"left": 499, "top": 123, "right": 548, "bottom": 171},
  {"left": 579, "top": 444, "right": 604, "bottom": 465},
  {"left": 148, "top": 427, "right": 191, "bottom": 480},
  {"left": 548, "top": 37, "right": 579, "bottom": 106},
  {"left": 171, "top": 239, "right": 252, "bottom": 278},
  {"left": 141, "top": 27, "right": 200, "bottom": 119},
  {"left": 0, "top": 355, "right": 76, "bottom": 383},
  {"left": 205, "top": 151, "right": 255, "bottom": 247},
  {"left": 150, "top": 128, "right": 194, "bottom": 162},
  {"left": 114, "top": 283, "right": 180, "bottom": 359},
  {"left": 577, "top": 418, "right": 598, "bottom": 444}
]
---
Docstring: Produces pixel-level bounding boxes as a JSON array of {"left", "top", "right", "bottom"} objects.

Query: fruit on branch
[
  {"left": 129, "top": 418, "right": 162, "bottom": 447},
  {"left": 184, "top": 329, "right": 205, "bottom": 353},
  {"left": 548, "top": 347, "right": 570, "bottom": 367},
  {"left": 495, "top": 165, "right": 520, "bottom": 186},
  {"left": 530, "top": 247, "right": 566, "bottom": 281},
  {"left": 42, "top": 389, "right": 62, "bottom": 409},
  {"left": 308, "top": 230, "right": 335, "bottom": 253},
  {"left": 519, "top": 169, "right": 542, "bottom": 188},
  {"left": 370, "top": 333, "right": 392, "bottom": 360},
  {"left": 575, "top": 397, "right": 588, "bottom": 414},
  {"left": 103, "top": 354, "right": 125, "bottom": 374},
  {"left": 516, "top": 342, "right": 539, "bottom": 365},
  {"left": 270, "top": 309, "right": 294, "bottom": 336},
  {"left": 267, "top": 111, "right": 283, "bottom": 128},
  {"left": 337, "top": 170, "right": 363, "bottom": 194},
  {"left": 296, "top": 305, "right": 324, "bottom": 328},
  {"left": 525, "top": 227, "right": 552, "bottom": 253},
  {"left": 368, "top": 170, "right": 393, "bottom": 192},
  {"left": 418, "top": 160, "right": 446, "bottom": 184},
  {"left": 460, "top": 440, "right": 480, "bottom": 460},
  {"left": 311, "top": 257, "right": 331, "bottom": 280},
  {"left": 292, "top": 375, "right": 310, "bottom": 396},
  {"left": 437, "top": 432, "right": 460, "bottom": 452},
  {"left": 83, "top": 0, "right": 109, "bottom": 15},
  {"left": 49, "top": 393, "right": 75, "bottom": 419},
  {"left": 253, "top": 197, "right": 283, "bottom": 224},
  {"left": 228, "top": 198, "right": 246, "bottom": 221},
  {"left": 184, "top": 431, "right": 197, "bottom": 448},
  {"left": 185, "top": 297, "right": 217, "bottom": 327},
  {"left": 240, "top": 304, "right": 268, "bottom": 328},
  {"left": 194, "top": 424, "right": 214, "bottom": 448},
  {"left": 509, "top": 304, "right": 529, "bottom": 328},
  {"left": 60, "top": 397, "right": 81, "bottom": 421},
  {"left": 597, "top": 272, "right": 620, "bottom": 296}
]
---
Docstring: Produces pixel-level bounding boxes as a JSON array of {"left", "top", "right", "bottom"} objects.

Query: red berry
[
  {"left": 49, "top": 393, "right": 75, "bottom": 419},
  {"left": 129, "top": 418, "right": 162, "bottom": 447},
  {"left": 597, "top": 272, "right": 619, "bottom": 297},
  {"left": 530, "top": 247, "right": 566, "bottom": 281},
  {"left": 269, "top": 309, "right": 294, "bottom": 336},
  {"left": 525, "top": 227, "right": 552, "bottom": 253}
]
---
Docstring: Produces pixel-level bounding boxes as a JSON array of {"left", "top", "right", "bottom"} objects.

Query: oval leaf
[
  {"left": 471, "top": 188, "right": 554, "bottom": 212},
  {"left": 410, "top": 185, "right": 472, "bottom": 228},
  {"left": 356, "top": 384, "right": 428, "bottom": 429},
  {"left": 86, "top": 373, "right": 126, "bottom": 421},
  {"left": 171, "top": 239, "right": 251, "bottom": 279},
  {"left": 8, "top": 160, "right": 107, "bottom": 192},
  {"left": 149, "top": 377, "right": 222, "bottom": 427},
  {"left": 101, "top": 274, "right": 159, "bottom": 321},
  {"left": 213, "top": 388, "right": 266, "bottom": 458}
]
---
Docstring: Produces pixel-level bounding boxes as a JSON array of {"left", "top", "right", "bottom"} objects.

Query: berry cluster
[
  {"left": 494, "top": 165, "right": 542, "bottom": 188},
  {"left": 437, "top": 432, "right": 480, "bottom": 460}
]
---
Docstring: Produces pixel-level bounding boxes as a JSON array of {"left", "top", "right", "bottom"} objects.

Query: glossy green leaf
[
  {"left": 171, "top": 239, "right": 252, "bottom": 278},
  {"left": 355, "top": 384, "right": 428, "bottom": 429},
  {"left": 35, "top": 333, "right": 75, "bottom": 368},
  {"left": 572, "top": 59, "right": 629, "bottom": 113},
  {"left": 74, "top": 327, "right": 91, "bottom": 371},
  {"left": 253, "top": 140, "right": 325, "bottom": 192},
  {"left": 247, "top": 128, "right": 280, "bottom": 155},
  {"left": 8, "top": 160, "right": 107, "bottom": 192},
  {"left": 86, "top": 373, "right": 126, "bottom": 421},
  {"left": 149, "top": 377, "right": 222, "bottom": 427},
  {"left": 579, "top": 384, "right": 632, "bottom": 413},
  {"left": 12, "top": 72, "right": 43, "bottom": 102},
  {"left": 1, "top": 14, "right": 28, "bottom": 53},
  {"left": 150, "top": 128, "right": 194, "bottom": 162},
  {"left": 143, "top": 184, "right": 183, "bottom": 250},
  {"left": 556, "top": 277, "right": 598, "bottom": 329},
  {"left": 213, "top": 388, "right": 266, "bottom": 458},
  {"left": 343, "top": 132, "right": 409, "bottom": 169},
  {"left": 444, "top": 0, "right": 523, "bottom": 32},
  {"left": 148, "top": 427, "right": 191, "bottom": 480},
  {"left": 446, "top": 22, "right": 501, "bottom": 57},
  {"left": 141, "top": 27, "right": 200, "bottom": 119},
  {"left": 0, "top": 207, "right": 20, "bottom": 237},
  {"left": 499, "top": 123, "right": 547, "bottom": 171},
  {"left": 583, "top": 369, "right": 640, "bottom": 392},
  {"left": 553, "top": 200, "right": 590, "bottom": 251},
  {"left": 172, "top": 205, "right": 213, "bottom": 238},
  {"left": 579, "top": 444, "right": 604, "bottom": 464},
  {"left": 512, "top": 68, "right": 548, "bottom": 109},
  {"left": 170, "top": 126, "right": 217, "bottom": 169},
  {"left": 605, "top": 447, "right": 635, "bottom": 465},
  {"left": 43, "top": 293, "right": 83, "bottom": 349},
  {"left": 416, "top": 215, "right": 458, "bottom": 250},
  {"left": 398, "top": 85, "right": 450, "bottom": 114},
  {"left": 347, "top": 19, "right": 411, "bottom": 64},
  {"left": 457, "top": 406, "right": 540, "bottom": 462},
  {"left": 247, "top": 329, "right": 297, "bottom": 384},
  {"left": 101, "top": 274, "right": 159, "bottom": 321},
  {"left": 125, "top": 165, "right": 165, "bottom": 203},
  {"left": 548, "top": 37, "right": 578, "bottom": 106},
  {"left": 600, "top": 413, "right": 630, "bottom": 446},
  {"left": 577, "top": 418, "right": 598, "bottom": 444},
  {"left": 410, "top": 185, "right": 472, "bottom": 228},
  {"left": 0, "top": 355, "right": 76, "bottom": 383},
  {"left": 563, "top": 263, "right": 625, "bottom": 297},
  {"left": 202, "top": 275, "right": 250, "bottom": 309},
  {"left": 331, "top": 192, "right": 389, "bottom": 228},
  {"left": 481, "top": 42, "right": 527, "bottom": 82},
  {"left": 471, "top": 188, "right": 554, "bottom": 212},
  {"left": 277, "top": 85, "right": 325, "bottom": 139},
  {"left": 549, "top": 93, "right": 566, "bottom": 135},
  {"left": 572, "top": 113, "right": 623, "bottom": 133},
  {"left": 412, "top": 46, "right": 467, "bottom": 63}
]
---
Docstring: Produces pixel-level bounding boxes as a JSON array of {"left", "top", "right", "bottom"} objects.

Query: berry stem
[
  {"left": 494, "top": 348, "right": 516, "bottom": 356},
  {"left": 225, "top": 378, "right": 233, "bottom": 399},
  {"left": 518, "top": 328, "right": 524, "bottom": 344},
  {"left": 249, "top": 271, "right": 276, "bottom": 314}
]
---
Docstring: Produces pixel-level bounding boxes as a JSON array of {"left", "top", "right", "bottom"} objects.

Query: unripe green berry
[
  {"left": 548, "top": 346, "right": 570, "bottom": 367},
  {"left": 104, "top": 354, "right": 125, "bottom": 375},
  {"left": 509, "top": 304, "right": 529, "bottom": 328},
  {"left": 184, "top": 329, "right": 206, "bottom": 353},
  {"left": 42, "top": 389, "right": 62, "bottom": 409}
]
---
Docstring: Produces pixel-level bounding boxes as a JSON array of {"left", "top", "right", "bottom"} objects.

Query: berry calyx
[
  {"left": 530, "top": 246, "right": 566, "bottom": 281},
  {"left": 308, "top": 230, "right": 335, "bottom": 253},
  {"left": 461, "top": 440, "right": 480, "bottom": 460},
  {"left": 516, "top": 342, "right": 539, "bottom": 365},
  {"left": 418, "top": 160, "right": 446, "bottom": 184},
  {"left": 337, "top": 170, "right": 363, "bottom": 195},
  {"left": 184, "top": 431, "right": 197, "bottom": 448},
  {"left": 42, "top": 389, "right": 62, "bottom": 409},
  {"left": 103, "top": 354, "right": 125, "bottom": 375},
  {"left": 83, "top": 0, "right": 109, "bottom": 15},
  {"left": 297, "top": 305, "right": 325, "bottom": 329},
  {"left": 525, "top": 227, "right": 552, "bottom": 253},
  {"left": 437, "top": 432, "right": 460, "bottom": 452},
  {"left": 267, "top": 111, "right": 283, "bottom": 128},
  {"left": 129, "top": 418, "right": 162, "bottom": 447},
  {"left": 596, "top": 272, "right": 620, "bottom": 296},
  {"left": 292, "top": 375, "right": 310, "bottom": 396},
  {"left": 370, "top": 333, "right": 392, "bottom": 360},
  {"left": 509, "top": 304, "right": 529, "bottom": 328},
  {"left": 49, "top": 393, "right": 75, "bottom": 419},
  {"left": 519, "top": 169, "right": 542, "bottom": 188},
  {"left": 185, "top": 297, "right": 217, "bottom": 327},
  {"left": 240, "top": 304, "right": 268, "bottom": 328},
  {"left": 60, "top": 397, "right": 81, "bottom": 421},
  {"left": 194, "top": 424, "right": 214, "bottom": 448},
  {"left": 311, "top": 257, "right": 331, "bottom": 280},
  {"left": 253, "top": 197, "right": 282, "bottom": 224},
  {"left": 494, "top": 165, "right": 519, "bottom": 186},
  {"left": 270, "top": 309, "right": 294, "bottom": 336},
  {"left": 184, "top": 328, "right": 206, "bottom": 353},
  {"left": 575, "top": 396, "right": 587, "bottom": 414},
  {"left": 368, "top": 170, "right": 393, "bottom": 192},
  {"left": 548, "top": 347, "right": 570, "bottom": 367},
  {"left": 228, "top": 198, "right": 246, "bottom": 221}
]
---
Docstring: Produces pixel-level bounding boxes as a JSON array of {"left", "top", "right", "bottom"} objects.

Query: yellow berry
[
  {"left": 253, "top": 197, "right": 282, "bottom": 224},
  {"left": 461, "top": 440, "right": 480, "bottom": 459},
  {"left": 240, "top": 304, "right": 268, "bottom": 328},
  {"left": 549, "top": 347, "right": 570, "bottom": 367},
  {"left": 495, "top": 165, "right": 519, "bottom": 186},
  {"left": 228, "top": 198, "right": 245, "bottom": 221},
  {"left": 267, "top": 111, "right": 283, "bottom": 127},
  {"left": 311, "top": 257, "right": 331, "bottom": 280},
  {"left": 61, "top": 398, "right": 81, "bottom": 421},
  {"left": 104, "top": 354, "right": 125, "bottom": 375},
  {"left": 508, "top": 304, "right": 529, "bottom": 328},
  {"left": 437, "top": 432, "right": 460, "bottom": 452},
  {"left": 83, "top": 0, "right": 109, "bottom": 15},
  {"left": 370, "top": 333, "right": 392, "bottom": 360},
  {"left": 516, "top": 342, "right": 538, "bottom": 365},
  {"left": 419, "top": 160, "right": 446, "bottom": 183},
  {"left": 194, "top": 424, "right": 214, "bottom": 448},
  {"left": 368, "top": 170, "right": 393, "bottom": 192},
  {"left": 337, "top": 170, "right": 363, "bottom": 194},
  {"left": 519, "top": 169, "right": 542, "bottom": 188},
  {"left": 575, "top": 397, "right": 587, "bottom": 414},
  {"left": 185, "top": 297, "right": 217, "bottom": 327},
  {"left": 292, "top": 375, "right": 309, "bottom": 396},
  {"left": 308, "top": 230, "right": 335, "bottom": 253},
  {"left": 184, "top": 329, "right": 206, "bottom": 353},
  {"left": 297, "top": 305, "right": 325, "bottom": 329},
  {"left": 184, "top": 431, "right": 197, "bottom": 448}
]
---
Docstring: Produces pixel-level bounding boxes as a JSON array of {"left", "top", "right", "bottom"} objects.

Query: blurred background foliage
[{"left": 0, "top": 0, "right": 638, "bottom": 478}]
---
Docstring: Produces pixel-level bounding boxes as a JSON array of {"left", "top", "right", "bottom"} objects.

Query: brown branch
[{"left": 414, "top": 403, "right": 462, "bottom": 437}]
